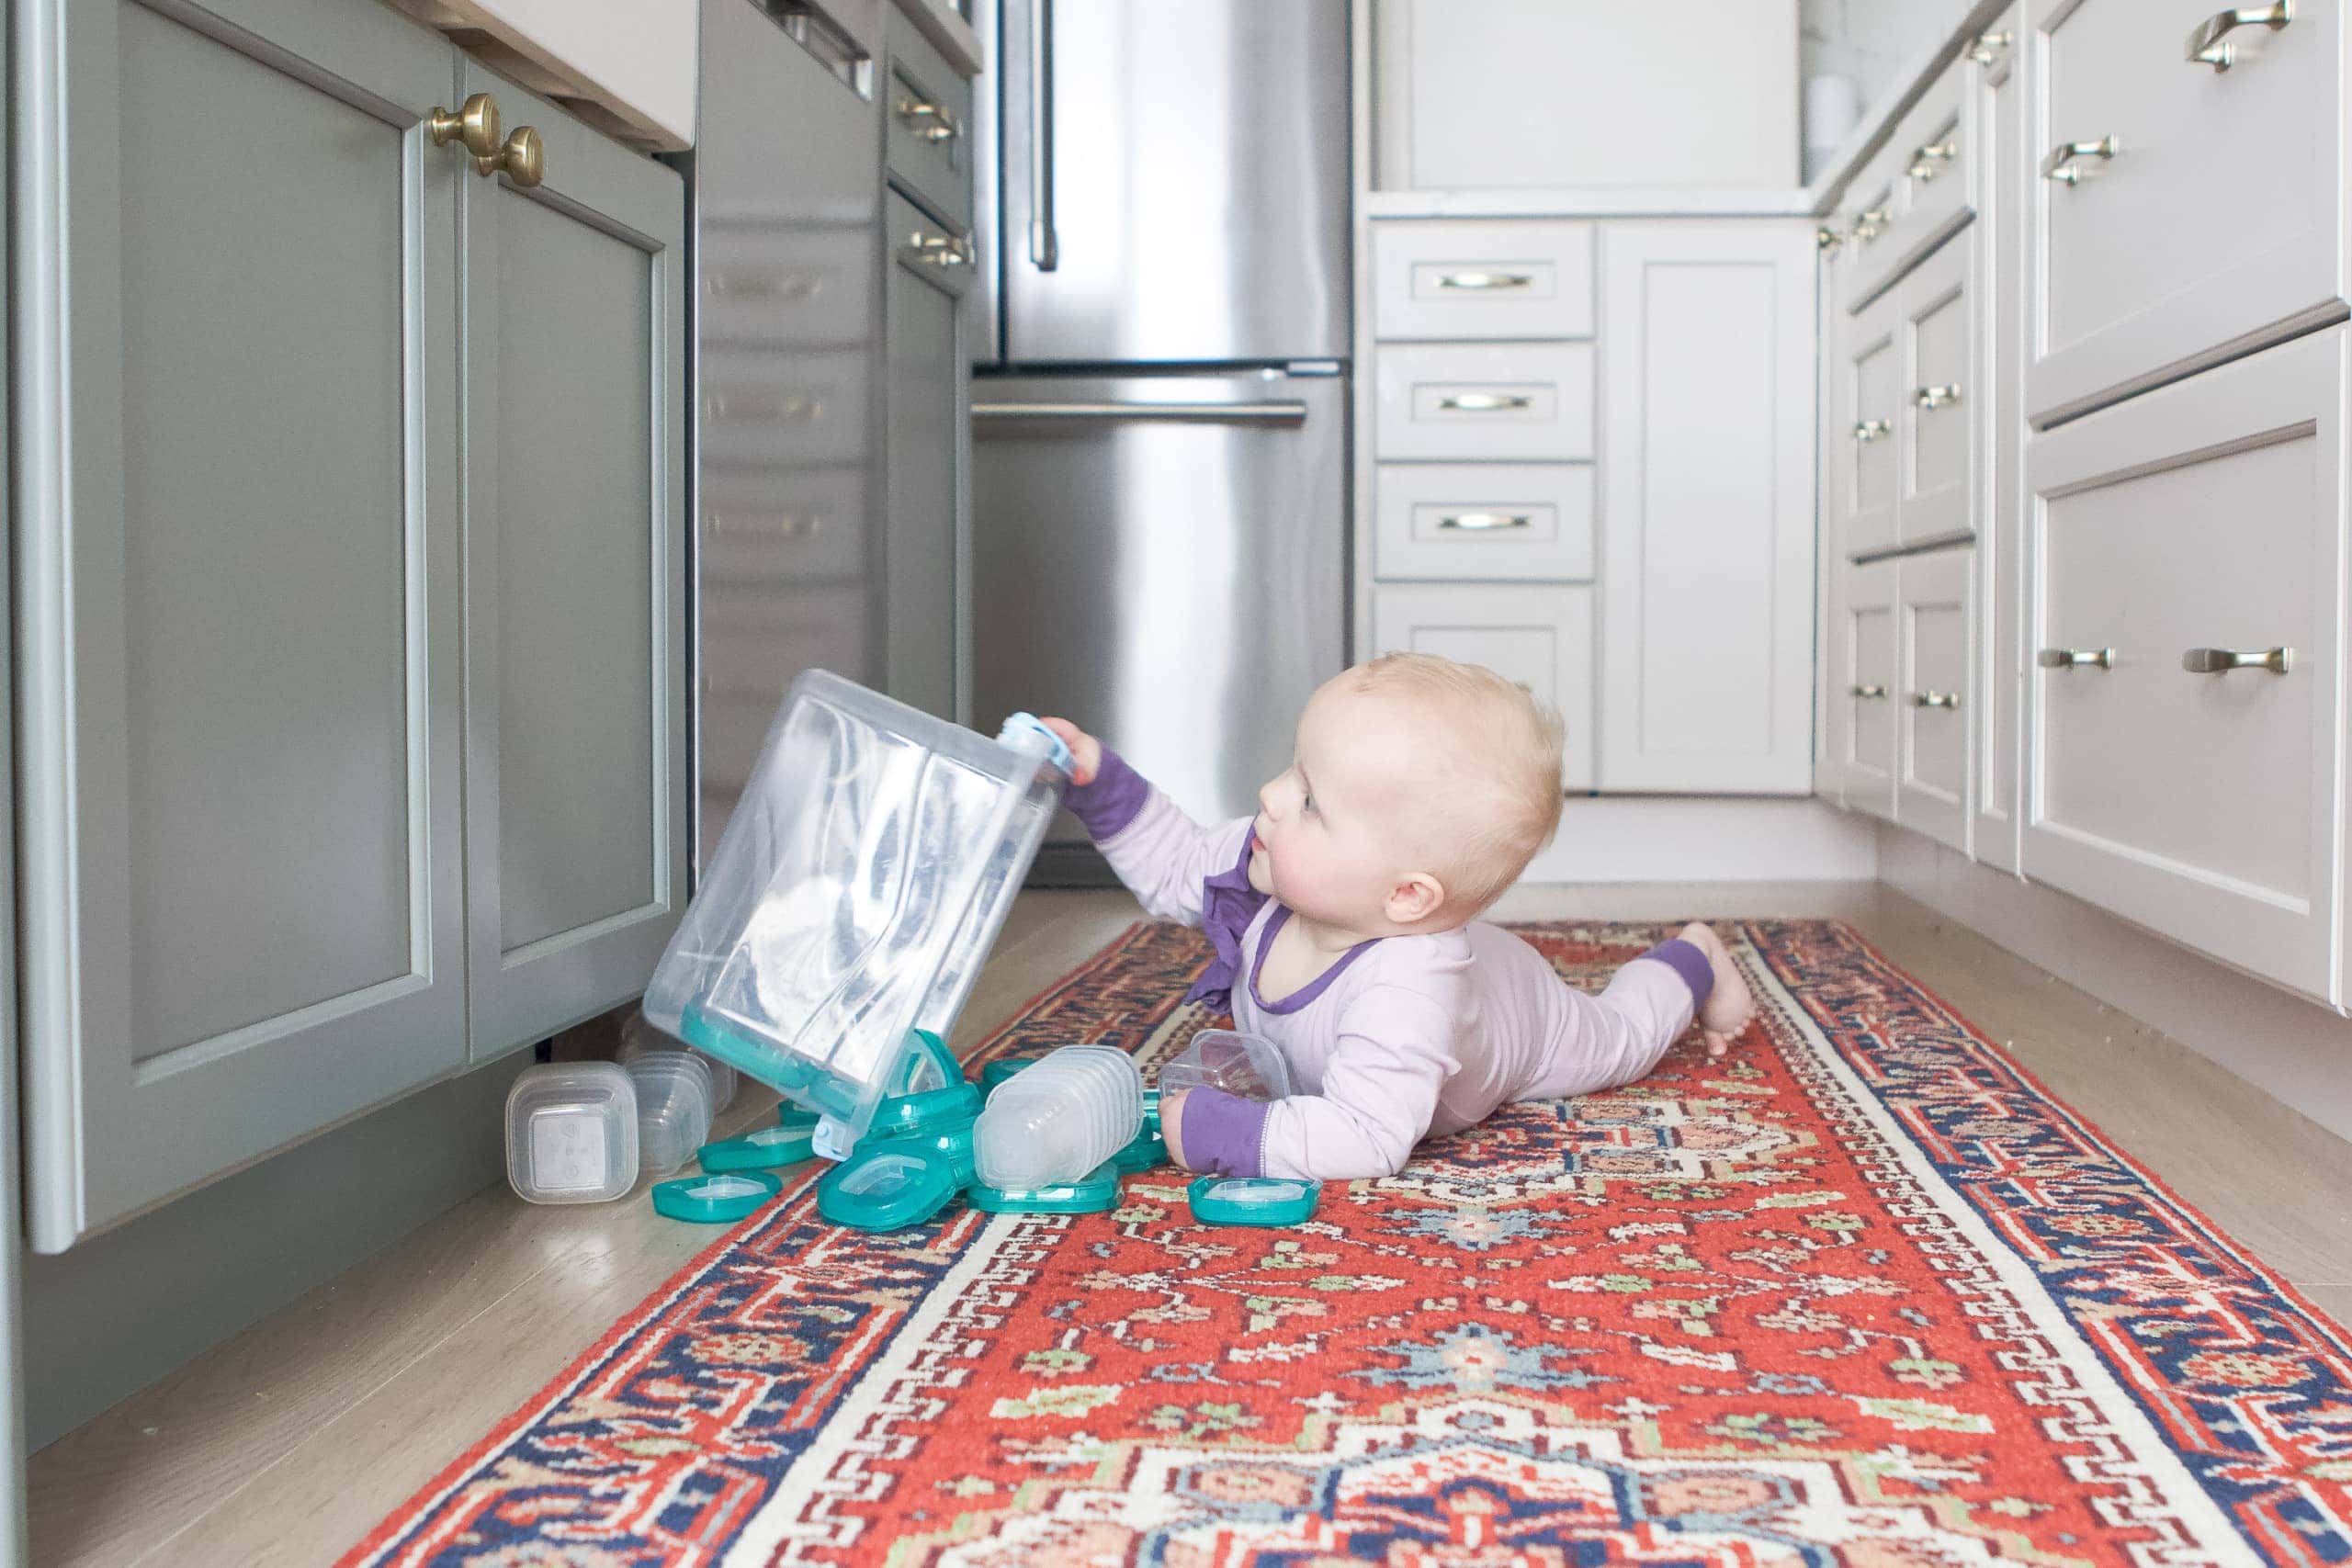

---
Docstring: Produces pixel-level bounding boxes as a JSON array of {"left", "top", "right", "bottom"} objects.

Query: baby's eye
[{"left": 1301, "top": 793, "right": 1315, "bottom": 815}]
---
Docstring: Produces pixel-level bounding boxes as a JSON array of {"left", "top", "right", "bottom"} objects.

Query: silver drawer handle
[
  {"left": 710, "top": 510, "right": 822, "bottom": 539},
  {"left": 2188, "top": 2, "right": 2291, "bottom": 71},
  {"left": 704, "top": 389, "right": 821, "bottom": 424},
  {"left": 1912, "top": 691, "right": 1961, "bottom": 709},
  {"left": 908, "top": 230, "right": 975, "bottom": 268},
  {"left": 707, "top": 269, "right": 821, "bottom": 302},
  {"left": 1969, "top": 28, "right": 2014, "bottom": 65},
  {"left": 1853, "top": 207, "right": 1890, "bottom": 243},
  {"left": 1907, "top": 140, "right": 1958, "bottom": 182},
  {"left": 1437, "top": 512, "right": 1533, "bottom": 532},
  {"left": 1434, "top": 270, "right": 1533, "bottom": 290},
  {"left": 2042, "top": 135, "right": 2120, "bottom": 185},
  {"left": 2182, "top": 645, "right": 2292, "bottom": 673},
  {"left": 1852, "top": 418, "right": 1892, "bottom": 443},
  {"left": 1438, "top": 391, "right": 1533, "bottom": 412},
  {"left": 972, "top": 400, "right": 1307, "bottom": 424},
  {"left": 1849, "top": 682, "right": 1888, "bottom": 700},
  {"left": 1816, "top": 226, "right": 1845, "bottom": 253},
  {"left": 897, "top": 97, "right": 962, "bottom": 142},
  {"left": 2037, "top": 647, "right": 2115, "bottom": 670},
  {"left": 1915, "top": 384, "right": 1962, "bottom": 410}
]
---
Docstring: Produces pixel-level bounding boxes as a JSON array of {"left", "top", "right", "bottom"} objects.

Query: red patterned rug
[{"left": 344, "top": 919, "right": 2352, "bottom": 1566}]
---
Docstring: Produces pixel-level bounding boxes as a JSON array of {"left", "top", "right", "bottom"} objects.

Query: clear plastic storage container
[
  {"left": 972, "top": 1044, "right": 1146, "bottom": 1191},
  {"left": 643, "top": 670, "right": 1069, "bottom": 1154},
  {"left": 1159, "top": 1029, "right": 1295, "bottom": 1103},
  {"left": 626, "top": 1053, "right": 716, "bottom": 1177},
  {"left": 622, "top": 1010, "right": 736, "bottom": 1111},
  {"left": 507, "top": 1062, "right": 639, "bottom": 1204}
]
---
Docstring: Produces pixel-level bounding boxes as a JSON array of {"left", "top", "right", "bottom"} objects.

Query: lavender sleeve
[
  {"left": 1065, "top": 745, "right": 1256, "bottom": 931},
  {"left": 1172, "top": 1088, "right": 1268, "bottom": 1178},
  {"left": 1062, "top": 744, "right": 1150, "bottom": 840},
  {"left": 1637, "top": 938, "right": 1714, "bottom": 1010}
]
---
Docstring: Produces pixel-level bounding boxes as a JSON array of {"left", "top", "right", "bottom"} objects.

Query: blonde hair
[{"left": 1342, "top": 652, "right": 1566, "bottom": 916}]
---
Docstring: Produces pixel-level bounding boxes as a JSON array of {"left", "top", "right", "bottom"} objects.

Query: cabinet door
[
  {"left": 459, "top": 66, "right": 688, "bottom": 1056},
  {"left": 1831, "top": 559, "right": 1900, "bottom": 818},
  {"left": 1840, "top": 290, "right": 1902, "bottom": 558},
  {"left": 884, "top": 190, "right": 971, "bottom": 722},
  {"left": 1370, "top": 587, "right": 1596, "bottom": 793},
  {"left": 15, "top": 0, "right": 467, "bottom": 1249},
  {"left": 1897, "top": 236, "right": 1975, "bottom": 547},
  {"left": 1895, "top": 547, "right": 1975, "bottom": 852},
  {"left": 1597, "top": 223, "right": 1815, "bottom": 793}
]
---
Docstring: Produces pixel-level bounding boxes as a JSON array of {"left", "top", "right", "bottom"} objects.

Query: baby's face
[{"left": 1247, "top": 682, "right": 1437, "bottom": 930}]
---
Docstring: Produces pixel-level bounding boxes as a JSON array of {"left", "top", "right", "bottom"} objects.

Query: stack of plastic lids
[
  {"left": 621, "top": 1010, "right": 736, "bottom": 1111},
  {"left": 625, "top": 1052, "right": 716, "bottom": 1177},
  {"left": 506, "top": 1062, "right": 639, "bottom": 1204},
  {"left": 972, "top": 1044, "right": 1145, "bottom": 1191},
  {"left": 641, "top": 671, "right": 1070, "bottom": 1157}
]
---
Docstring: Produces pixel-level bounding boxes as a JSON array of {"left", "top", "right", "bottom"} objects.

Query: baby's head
[{"left": 1246, "top": 653, "right": 1564, "bottom": 934}]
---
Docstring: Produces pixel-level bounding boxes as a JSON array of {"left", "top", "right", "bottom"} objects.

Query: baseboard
[
  {"left": 1878, "top": 824, "right": 2352, "bottom": 1145},
  {"left": 1519, "top": 795, "right": 1880, "bottom": 884},
  {"left": 19, "top": 1052, "right": 528, "bottom": 1450}
]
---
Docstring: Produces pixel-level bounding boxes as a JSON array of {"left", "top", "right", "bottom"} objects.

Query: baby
[{"left": 1041, "top": 651, "right": 1755, "bottom": 1183}]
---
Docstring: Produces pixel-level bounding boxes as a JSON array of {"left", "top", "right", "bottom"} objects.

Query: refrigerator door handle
[
  {"left": 1027, "top": 0, "right": 1058, "bottom": 271},
  {"left": 972, "top": 399, "right": 1309, "bottom": 424}
]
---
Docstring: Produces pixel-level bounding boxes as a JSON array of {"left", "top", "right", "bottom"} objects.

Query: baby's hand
[
  {"left": 1038, "top": 716, "right": 1102, "bottom": 786},
  {"left": 1159, "top": 1089, "right": 1196, "bottom": 1170}
]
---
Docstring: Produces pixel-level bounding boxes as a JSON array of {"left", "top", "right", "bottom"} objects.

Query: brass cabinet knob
[
  {"left": 425, "top": 93, "right": 503, "bottom": 160},
  {"left": 478, "top": 124, "right": 545, "bottom": 189}
]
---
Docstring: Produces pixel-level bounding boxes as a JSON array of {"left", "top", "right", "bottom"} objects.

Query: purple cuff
[
  {"left": 1174, "top": 1087, "right": 1268, "bottom": 1178},
  {"left": 1063, "top": 744, "right": 1149, "bottom": 840},
  {"left": 1639, "top": 938, "right": 1715, "bottom": 1011}
]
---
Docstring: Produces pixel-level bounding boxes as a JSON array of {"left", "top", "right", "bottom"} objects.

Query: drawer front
[
  {"left": 1856, "top": 65, "right": 1974, "bottom": 305},
  {"left": 1835, "top": 154, "right": 1905, "bottom": 315},
  {"left": 885, "top": 14, "right": 974, "bottom": 229},
  {"left": 2025, "top": 329, "right": 2344, "bottom": 998},
  {"left": 1370, "top": 585, "right": 1596, "bottom": 790},
  {"left": 1901, "top": 238, "right": 1974, "bottom": 545},
  {"left": 1840, "top": 290, "right": 1902, "bottom": 558},
  {"left": 2032, "top": 0, "right": 2341, "bottom": 421},
  {"left": 699, "top": 220, "right": 873, "bottom": 354},
  {"left": 1832, "top": 558, "right": 1899, "bottom": 816},
  {"left": 700, "top": 464, "right": 869, "bottom": 588},
  {"left": 1373, "top": 220, "right": 1596, "bottom": 341},
  {"left": 699, "top": 347, "right": 870, "bottom": 470},
  {"left": 1374, "top": 343, "right": 1595, "bottom": 461},
  {"left": 1374, "top": 464, "right": 1593, "bottom": 581},
  {"left": 1896, "top": 546, "right": 1973, "bottom": 851}
]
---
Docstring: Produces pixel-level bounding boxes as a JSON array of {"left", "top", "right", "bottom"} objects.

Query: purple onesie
[{"left": 1069, "top": 748, "right": 1714, "bottom": 1182}]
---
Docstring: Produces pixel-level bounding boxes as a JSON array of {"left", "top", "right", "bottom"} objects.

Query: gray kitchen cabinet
[
  {"left": 882, "top": 188, "right": 973, "bottom": 721},
  {"left": 13, "top": 0, "right": 470, "bottom": 1251},
  {"left": 458, "top": 62, "right": 690, "bottom": 1055}
]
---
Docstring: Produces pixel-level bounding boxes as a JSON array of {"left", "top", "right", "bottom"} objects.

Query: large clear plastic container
[
  {"left": 626, "top": 1052, "right": 716, "bottom": 1177},
  {"left": 507, "top": 1063, "right": 639, "bottom": 1204},
  {"left": 973, "top": 1044, "right": 1145, "bottom": 1191},
  {"left": 643, "top": 670, "right": 1069, "bottom": 1154}
]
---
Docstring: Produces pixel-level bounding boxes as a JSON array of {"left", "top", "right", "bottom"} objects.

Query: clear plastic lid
[
  {"left": 506, "top": 1062, "right": 639, "bottom": 1204},
  {"left": 973, "top": 1044, "right": 1145, "bottom": 1191},
  {"left": 643, "top": 671, "right": 1068, "bottom": 1152}
]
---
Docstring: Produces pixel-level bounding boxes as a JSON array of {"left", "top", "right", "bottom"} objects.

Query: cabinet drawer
[
  {"left": 1832, "top": 140, "right": 1906, "bottom": 314},
  {"left": 1899, "top": 238, "right": 1974, "bottom": 547},
  {"left": 1374, "top": 464, "right": 1592, "bottom": 581},
  {"left": 1850, "top": 66, "right": 1974, "bottom": 307},
  {"left": 698, "top": 347, "right": 870, "bottom": 470},
  {"left": 699, "top": 220, "right": 872, "bottom": 354},
  {"left": 1374, "top": 343, "right": 1595, "bottom": 461},
  {"left": 2025, "top": 329, "right": 2345, "bottom": 999},
  {"left": 1896, "top": 546, "right": 1973, "bottom": 852},
  {"left": 2031, "top": 0, "right": 2342, "bottom": 422},
  {"left": 884, "top": 13, "right": 973, "bottom": 229},
  {"left": 701, "top": 464, "right": 869, "bottom": 587},
  {"left": 1838, "top": 289, "right": 1902, "bottom": 558},
  {"left": 1831, "top": 558, "right": 1899, "bottom": 818},
  {"left": 1370, "top": 585, "right": 1596, "bottom": 790},
  {"left": 1372, "top": 220, "right": 1595, "bottom": 341}
]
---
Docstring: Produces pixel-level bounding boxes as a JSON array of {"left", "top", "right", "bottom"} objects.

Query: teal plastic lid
[
  {"left": 978, "top": 1055, "right": 1042, "bottom": 1090},
  {"left": 778, "top": 1104, "right": 821, "bottom": 1134},
  {"left": 817, "top": 1142, "right": 968, "bottom": 1231},
  {"left": 966, "top": 1161, "right": 1121, "bottom": 1214},
  {"left": 1187, "top": 1175, "right": 1321, "bottom": 1227},
  {"left": 652, "top": 1169, "right": 783, "bottom": 1223},
  {"left": 699, "top": 1123, "right": 818, "bottom": 1171}
]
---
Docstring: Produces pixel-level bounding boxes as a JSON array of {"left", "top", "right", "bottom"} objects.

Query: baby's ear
[{"left": 1386, "top": 872, "right": 1446, "bottom": 925}]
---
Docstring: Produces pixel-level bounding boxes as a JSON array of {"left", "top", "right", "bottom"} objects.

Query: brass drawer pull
[
  {"left": 1852, "top": 419, "right": 1892, "bottom": 443},
  {"left": 2037, "top": 647, "right": 2115, "bottom": 670},
  {"left": 1969, "top": 29, "right": 2014, "bottom": 65},
  {"left": 1434, "top": 271, "right": 1534, "bottom": 290},
  {"left": 1436, "top": 512, "right": 1533, "bottom": 532},
  {"left": 1853, "top": 207, "right": 1891, "bottom": 243},
  {"left": 2188, "top": 2, "right": 2291, "bottom": 71},
  {"left": 425, "top": 93, "right": 502, "bottom": 159},
  {"left": 907, "top": 230, "right": 975, "bottom": 268},
  {"left": 1907, "top": 140, "right": 1958, "bottom": 182},
  {"left": 2042, "top": 135, "right": 2120, "bottom": 185},
  {"left": 2182, "top": 646, "right": 2292, "bottom": 673},
  {"left": 1816, "top": 226, "right": 1845, "bottom": 253},
  {"left": 1437, "top": 391, "right": 1533, "bottom": 413},
  {"left": 1915, "top": 384, "right": 1962, "bottom": 411},
  {"left": 897, "top": 97, "right": 961, "bottom": 142},
  {"left": 1912, "top": 690, "right": 1961, "bottom": 709},
  {"left": 1849, "top": 682, "right": 1888, "bottom": 700}
]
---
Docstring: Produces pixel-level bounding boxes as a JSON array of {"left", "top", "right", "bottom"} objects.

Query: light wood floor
[{"left": 28, "top": 883, "right": 2352, "bottom": 1566}]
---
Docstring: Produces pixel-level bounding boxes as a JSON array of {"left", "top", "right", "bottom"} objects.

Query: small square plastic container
[
  {"left": 622, "top": 1010, "right": 736, "bottom": 1111},
  {"left": 507, "top": 1062, "right": 639, "bottom": 1204},
  {"left": 626, "top": 1053, "right": 716, "bottom": 1177},
  {"left": 643, "top": 670, "right": 1069, "bottom": 1155},
  {"left": 1159, "top": 1029, "right": 1294, "bottom": 1103}
]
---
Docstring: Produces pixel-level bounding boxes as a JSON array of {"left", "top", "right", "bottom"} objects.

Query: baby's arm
[
  {"left": 1164, "top": 985, "right": 1460, "bottom": 1182},
  {"left": 1043, "top": 717, "right": 1250, "bottom": 928}
]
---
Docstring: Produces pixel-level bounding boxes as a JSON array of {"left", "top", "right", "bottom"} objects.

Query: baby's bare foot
[{"left": 1678, "top": 921, "right": 1754, "bottom": 1058}]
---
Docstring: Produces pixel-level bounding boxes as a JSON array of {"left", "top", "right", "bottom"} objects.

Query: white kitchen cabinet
[
  {"left": 2029, "top": 0, "right": 2344, "bottom": 423},
  {"left": 1374, "top": 464, "right": 1594, "bottom": 582},
  {"left": 1897, "top": 236, "right": 1975, "bottom": 548},
  {"left": 1837, "top": 289, "right": 1903, "bottom": 559},
  {"left": 1976, "top": 12, "right": 2025, "bottom": 873},
  {"left": 1894, "top": 546, "right": 1973, "bottom": 852},
  {"left": 1371, "top": 585, "right": 1596, "bottom": 792},
  {"left": 2024, "top": 329, "right": 2344, "bottom": 1002},
  {"left": 1372, "top": 221, "right": 1596, "bottom": 342},
  {"left": 1828, "top": 558, "right": 1899, "bottom": 818},
  {"left": 1595, "top": 222, "right": 1817, "bottom": 794},
  {"left": 1374, "top": 343, "right": 1596, "bottom": 462}
]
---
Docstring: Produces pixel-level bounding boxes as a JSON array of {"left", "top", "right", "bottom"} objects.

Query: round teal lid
[
  {"left": 1187, "top": 1175, "right": 1321, "bottom": 1228},
  {"left": 967, "top": 1161, "right": 1121, "bottom": 1214},
  {"left": 652, "top": 1169, "right": 783, "bottom": 1224},
  {"left": 817, "top": 1143, "right": 967, "bottom": 1231},
  {"left": 699, "top": 1122, "right": 818, "bottom": 1171}
]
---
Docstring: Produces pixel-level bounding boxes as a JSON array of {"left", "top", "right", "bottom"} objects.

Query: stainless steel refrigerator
[{"left": 969, "top": 0, "right": 1351, "bottom": 881}]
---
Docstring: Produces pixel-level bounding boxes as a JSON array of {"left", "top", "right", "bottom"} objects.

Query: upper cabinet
[
  {"left": 1372, "top": 0, "right": 1800, "bottom": 190},
  {"left": 13, "top": 0, "right": 686, "bottom": 1251}
]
